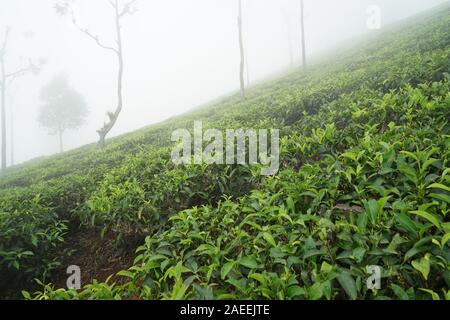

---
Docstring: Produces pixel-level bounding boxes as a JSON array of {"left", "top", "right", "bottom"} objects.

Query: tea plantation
[{"left": 1, "top": 4, "right": 449, "bottom": 300}]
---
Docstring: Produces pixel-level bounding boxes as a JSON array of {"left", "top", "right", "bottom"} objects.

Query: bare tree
[
  {"left": 0, "top": 27, "right": 41, "bottom": 170},
  {"left": 282, "top": 8, "right": 294, "bottom": 69},
  {"left": 237, "top": 0, "right": 246, "bottom": 99},
  {"left": 300, "top": 0, "right": 307, "bottom": 70},
  {"left": 245, "top": 41, "right": 250, "bottom": 87},
  {"left": 55, "top": 0, "right": 138, "bottom": 148},
  {"left": 9, "top": 92, "right": 14, "bottom": 166}
]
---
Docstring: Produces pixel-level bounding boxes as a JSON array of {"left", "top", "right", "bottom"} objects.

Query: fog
[{"left": 0, "top": 0, "right": 447, "bottom": 165}]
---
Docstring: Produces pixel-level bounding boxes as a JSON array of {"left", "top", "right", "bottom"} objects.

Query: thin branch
[
  {"left": 108, "top": 0, "right": 117, "bottom": 10},
  {"left": 5, "top": 66, "right": 32, "bottom": 79},
  {"left": 1, "top": 27, "right": 11, "bottom": 89},
  {"left": 58, "top": 2, "right": 119, "bottom": 54},
  {"left": 119, "top": 0, "right": 138, "bottom": 17},
  {"left": 79, "top": 28, "right": 119, "bottom": 54},
  {"left": 0, "top": 27, "right": 10, "bottom": 57}
]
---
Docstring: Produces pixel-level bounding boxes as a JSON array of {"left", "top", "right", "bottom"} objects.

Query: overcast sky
[{"left": 0, "top": 0, "right": 448, "bottom": 165}]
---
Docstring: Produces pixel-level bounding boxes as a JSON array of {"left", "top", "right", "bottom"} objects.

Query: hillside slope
[{"left": 1, "top": 4, "right": 449, "bottom": 300}]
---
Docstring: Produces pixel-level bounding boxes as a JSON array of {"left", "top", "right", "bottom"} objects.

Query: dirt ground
[{"left": 52, "top": 228, "right": 140, "bottom": 290}]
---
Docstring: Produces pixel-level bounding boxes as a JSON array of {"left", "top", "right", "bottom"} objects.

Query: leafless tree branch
[
  {"left": 120, "top": 0, "right": 138, "bottom": 17},
  {"left": 0, "top": 27, "right": 11, "bottom": 62},
  {"left": 54, "top": 0, "right": 138, "bottom": 147},
  {"left": 5, "top": 66, "right": 32, "bottom": 80},
  {"left": 79, "top": 28, "right": 119, "bottom": 54},
  {"left": 55, "top": 1, "right": 119, "bottom": 54}
]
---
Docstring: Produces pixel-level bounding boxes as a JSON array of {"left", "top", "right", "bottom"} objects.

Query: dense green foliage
[{"left": 1, "top": 4, "right": 449, "bottom": 300}]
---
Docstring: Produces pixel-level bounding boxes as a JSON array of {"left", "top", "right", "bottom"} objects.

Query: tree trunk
[
  {"left": 97, "top": 0, "right": 123, "bottom": 148},
  {"left": 289, "top": 36, "right": 294, "bottom": 69},
  {"left": 287, "top": 21, "right": 294, "bottom": 69},
  {"left": 1, "top": 57, "right": 6, "bottom": 170},
  {"left": 282, "top": 9, "right": 294, "bottom": 69},
  {"left": 238, "top": 0, "right": 245, "bottom": 99},
  {"left": 245, "top": 43, "right": 250, "bottom": 87},
  {"left": 300, "top": 0, "right": 307, "bottom": 70},
  {"left": 10, "top": 98, "right": 13, "bottom": 166},
  {"left": 58, "top": 128, "right": 64, "bottom": 153}
]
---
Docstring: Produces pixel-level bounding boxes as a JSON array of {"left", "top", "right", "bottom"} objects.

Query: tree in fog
[
  {"left": 281, "top": 8, "right": 294, "bottom": 69},
  {"left": 38, "top": 74, "right": 88, "bottom": 153},
  {"left": 245, "top": 42, "right": 250, "bottom": 87},
  {"left": 0, "top": 27, "right": 42, "bottom": 170},
  {"left": 300, "top": 0, "right": 307, "bottom": 69},
  {"left": 55, "top": 0, "right": 138, "bottom": 147},
  {"left": 237, "top": 0, "right": 246, "bottom": 99}
]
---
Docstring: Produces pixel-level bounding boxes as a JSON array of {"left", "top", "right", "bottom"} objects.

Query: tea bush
[{"left": 1, "top": 4, "right": 449, "bottom": 300}]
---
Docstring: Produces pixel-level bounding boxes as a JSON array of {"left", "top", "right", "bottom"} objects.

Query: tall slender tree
[
  {"left": 245, "top": 41, "right": 250, "bottom": 87},
  {"left": 237, "top": 0, "right": 246, "bottom": 99},
  {"left": 55, "top": 0, "right": 138, "bottom": 148},
  {"left": 9, "top": 92, "right": 13, "bottom": 166},
  {"left": 0, "top": 27, "right": 40, "bottom": 170},
  {"left": 0, "top": 28, "right": 6, "bottom": 170},
  {"left": 282, "top": 8, "right": 294, "bottom": 69},
  {"left": 300, "top": 0, "right": 307, "bottom": 70}
]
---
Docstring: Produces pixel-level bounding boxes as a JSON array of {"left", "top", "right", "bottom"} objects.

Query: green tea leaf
[
  {"left": 427, "top": 183, "right": 450, "bottom": 192},
  {"left": 337, "top": 271, "right": 358, "bottom": 300},
  {"left": 390, "top": 284, "right": 409, "bottom": 300},
  {"left": 288, "top": 286, "right": 306, "bottom": 299},
  {"left": 441, "top": 233, "right": 450, "bottom": 248},
  {"left": 262, "top": 232, "right": 277, "bottom": 247},
  {"left": 410, "top": 210, "right": 441, "bottom": 229},
  {"left": 420, "top": 289, "right": 440, "bottom": 300},
  {"left": 249, "top": 273, "right": 266, "bottom": 285},
  {"left": 395, "top": 212, "right": 419, "bottom": 235},
  {"left": 239, "top": 256, "right": 259, "bottom": 269},
  {"left": 220, "top": 261, "right": 235, "bottom": 280},
  {"left": 412, "top": 254, "right": 431, "bottom": 280}
]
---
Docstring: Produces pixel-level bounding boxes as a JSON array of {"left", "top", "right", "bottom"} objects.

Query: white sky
[{"left": 0, "top": 0, "right": 448, "bottom": 165}]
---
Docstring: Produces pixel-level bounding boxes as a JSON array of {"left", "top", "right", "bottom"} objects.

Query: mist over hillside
[
  {"left": 0, "top": 0, "right": 449, "bottom": 305},
  {"left": 0, "top": 0, "right": 447, "bottom": 165}
]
